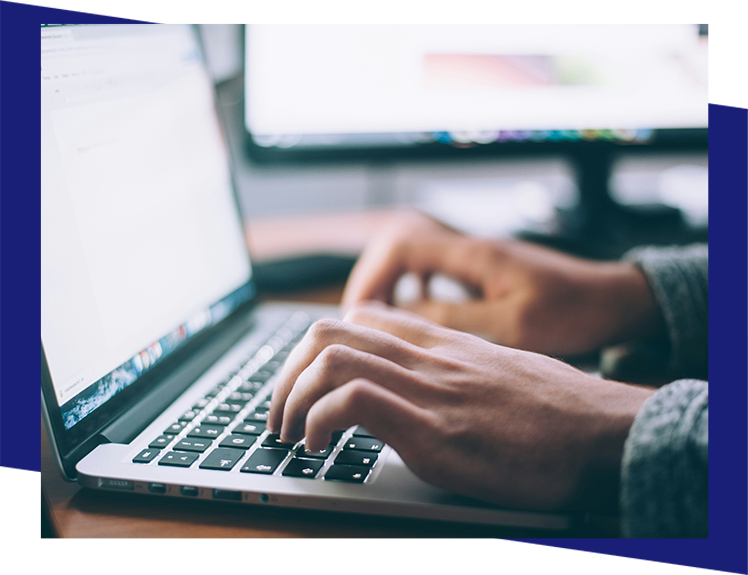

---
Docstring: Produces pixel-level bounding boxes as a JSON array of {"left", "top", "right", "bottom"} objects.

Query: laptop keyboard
[{"left": 132, "top": 312, "right": 385, "bottom": 484}]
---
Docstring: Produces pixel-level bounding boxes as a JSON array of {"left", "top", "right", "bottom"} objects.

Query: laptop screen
[{"left": 41, "top": 25, "right": 253, "bottom": 430}]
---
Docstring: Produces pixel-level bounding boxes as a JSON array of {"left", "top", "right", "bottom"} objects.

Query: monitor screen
[
  {"left": 244, "top": 24, "right": 707, "bottom": 152},
  {"left": 41, "top": 24, "right": 253, "bottom": 429}
]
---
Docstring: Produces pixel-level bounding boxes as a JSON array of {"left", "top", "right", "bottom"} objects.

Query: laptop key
[
  {"left": 261, "top": 434, "right": 296, "bottom": 450},
  {"left": 133, "top": 448, "right": 160, "bottom": 463},
  {"left": 199, "top": 448, "right": 244, "bottom": 471},
  {"left": 295, "top": 444, "right": 336, "bottom": 459},
  {"left": 174, "top": 438, "right": 212, "bottom": 453},
  {"left": 343, "top": 437, "right": 384, "bottom": 452},
  {"left": 282, "top": 458, "right": 324, "bottom": 478},
  {"left": 203, "top": 414, "right": 233, "bottom": 426},
  {"left": 334, "top": 450, "right": 377, "bottom": 467},
  {"left": 179, "top": 410, "right": 198, "bottom": 422},
  {"left": 164, "top": 421, "right": 187, "bottom": 435},
  {"left": 213, "top": 402, "right": 243, "bottom": 415},
  {"left": 352, "top": 426, "right": 376, "bottom": 438},
  {"left": 324, "top": 465, "right": 370, "bottom": 483},
  {"left": 241, "top": 448, "right": 287, "bottom": 474},
  {"left": 188, "top": 424, "right": 225, "bottom": 438},
  {"left": 233, "top": 421, "right": 266, "bottom": 436},
  {"left": 239, "top": 381, "right": 264, "bottom": 393},
  {"left": 228, "top": 391, "right": 254, "bottom": 403},
  {"left": 159, "top": 452, "right": 199, "bottom": 467},
  {"left": 193, "top": 397, "right": 211, "bottom": 410},
  {"left": 149, "top": 434, "right": 175, "bottom": 449},
  {"left": 219, "top": 434, "right": 257, "bottom": 449},
  {"left": 245, "top": 408, "right": 270, "bottom": 422}
]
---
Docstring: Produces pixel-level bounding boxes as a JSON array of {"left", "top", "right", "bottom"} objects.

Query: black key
[
  {"left": 264, "top": 360, "right": 283, "bottom": 373},
  {"left": 352, "top": 426, "right": 376, "bottom": 438},
  {"left": 334, "top": 449, "right": 377, "bottom": 467},
  {"left": 188, "top": 424, "right": 225, "bottom": 439},
  {"left": 282, "top": 458, "right": 324, "bottom": 478},
  {"left": 203, "top": 414, "right": 233, "bottom": 426},
  {"left": 261, "top": 434, "right": 296, "bottom": 450},
  {"left": 205, "top": 384, "right": 226, "bottom": 398},
  {"left": 229, "top": 391, "right": 254, "bottom": 403},
  {"left": 193, "top": 397, "right": 211, "bottom": 410},
  {"left": 233, "top": 421, "right": 266, "bottom": 436},
  {"left": 240, "top": 448, "right": 287, "bottom": 474},
  {"left": 324, "top": 465, "right": 370, "bottom": 483},
  {"left": 257, "top": 399, "right": 272, "bottom": 410},
  {"left": 252, "top": 370, "right": 274, "bottom": 383},
  {"left": 178, "top": 410, "right": 198, "bottom": 422},
  {"left": 343, "top": 437, "right": 384, "bottom": 452},
  {"left": 133, "top": 448, "right": 160, "bottom": 463},
  {"left": 213, "top": 402, "right": 243, "bottom": 415},
  {"left": 239, "top": 380, "right": 264, "bottom": 393},
  {"left": 149, "top": 435, "right": 175, "bottom": 449},
  {"left": 159, "top": 451, "right": 198, "bottom": 467},
  {"left": 174, "top": 438, "right": 212, "bottom": 453},
  {"left": 199, "top": 448, "right": 245, "bottom": 471},
  {"left": 219, "top": 434, "right": 257, "bottom": 449},
  {"left": 245, "top": 409, "right": 270, "bottom": 423},
  {"left": 164, "top": 421, "right": 187, "bottom": 435},
  {"left": 295, "top": 444, "right": 336, "bottom": 459},
  {"left": 330, "top": 430, "right": 345, "bottom": 443}
]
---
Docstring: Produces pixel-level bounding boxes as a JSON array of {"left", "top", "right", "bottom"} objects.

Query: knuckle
[
  {"left": 342, "top": 379, "right": 373, "bottom": 412},
  {"left": 307, "top": 318, "right": 342, "bottom": 344},
  {"left": 317, "top": 343, "right": 350, "bottom": 374}
]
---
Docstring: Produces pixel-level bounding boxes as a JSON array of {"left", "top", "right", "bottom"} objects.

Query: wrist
[
  {"left": 596, "top": 262, "right": 666, "bottom": 346},
  {"left": 577, "top": 380, "right": 656, "bottom": 512}
]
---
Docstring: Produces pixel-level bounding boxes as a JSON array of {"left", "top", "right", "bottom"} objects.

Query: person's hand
[
  {"left": 269, "top": 302, "right": 654, "bottom": 511},
  {"left": 342, "top": 211, "right": 664, "bottom": 357}
]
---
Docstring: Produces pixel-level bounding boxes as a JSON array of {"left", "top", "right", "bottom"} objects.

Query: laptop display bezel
[{"left": 40, "top": 24, "right": 258, "bottom": 480}]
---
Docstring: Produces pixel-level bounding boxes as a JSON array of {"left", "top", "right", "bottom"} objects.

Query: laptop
[{"left": 41, "top": 24, "right": 572, "bottom": 531}]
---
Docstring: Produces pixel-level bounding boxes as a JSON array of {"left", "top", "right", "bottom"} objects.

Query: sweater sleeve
[
  {"left": 620, "top": 379, "right": 708, "bottom": 537},
  {"left": 623, "top": 244, "right": 708, "bottom": 379}
]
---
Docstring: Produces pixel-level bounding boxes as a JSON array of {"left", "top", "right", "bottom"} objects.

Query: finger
[
  {"left": 304, "top": 378, "right": 431, "bottom": 457},
  {"left": 342, "top": 230, "right": 482, "bottom": 310},
  {"left": 407, "top": 299, "right": 523, "bottom": 345},
  {"left": 268, "top": 317, "right": 425, "bottom": 433},
  {"left": 280, "top": 344, "right": 424, "bottom": 443},
  {"left": 343, "top": 301, "right": 446, "bottom": 348}
]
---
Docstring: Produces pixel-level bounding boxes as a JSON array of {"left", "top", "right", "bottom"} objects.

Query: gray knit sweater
[{"left": 619, "top": 245, "right": 708, "bottom": 537}]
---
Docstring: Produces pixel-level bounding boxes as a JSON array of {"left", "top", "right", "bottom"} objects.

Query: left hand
[{"left": 269, "top": 302, "right": 654, "bottom": 511}]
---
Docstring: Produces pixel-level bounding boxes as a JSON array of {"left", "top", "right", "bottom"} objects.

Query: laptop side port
[
  {"left": 212, "top": 489, "right": 242, "bottom": 501},
  {"left": 180, "top": 485, "right": 199, "bottom": 497},
  {"left": 148, "top": 483, "right": 166, "bottom": 494}
]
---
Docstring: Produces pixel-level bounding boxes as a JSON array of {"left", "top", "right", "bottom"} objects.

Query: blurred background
[{"left": 200, "top": 24, "right": 707, "bottom": 281}]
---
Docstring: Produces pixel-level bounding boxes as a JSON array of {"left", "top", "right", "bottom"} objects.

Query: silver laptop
[{"left": 41, "top": 24, "right": 572, "bottom": 531}]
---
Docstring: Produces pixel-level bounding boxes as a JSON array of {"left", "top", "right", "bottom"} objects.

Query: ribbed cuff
[
  {"left": 624, "top": 245, "right": 708, "bottom": 378},
  {"left": 620, "top": 379, "right": 708, "bottom": 537}
]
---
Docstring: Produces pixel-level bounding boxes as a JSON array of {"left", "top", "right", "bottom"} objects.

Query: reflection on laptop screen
[{"left": 41, "top": 25, "right": 253, "bottom": 429}]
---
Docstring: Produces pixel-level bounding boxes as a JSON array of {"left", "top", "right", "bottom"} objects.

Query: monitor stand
[{"left": 517, "top": 146, "right": 706, "bottom": 260}]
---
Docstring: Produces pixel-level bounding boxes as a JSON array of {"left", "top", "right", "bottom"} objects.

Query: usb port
[
  {"left": 180, "top": 485, "right": 199, "bottom": 497},
  {"left": 148, "top": 483, "right": 166, "bottom": 494},
  {"left": 212, "top": 489, "right": 242, "bottom": 501}
]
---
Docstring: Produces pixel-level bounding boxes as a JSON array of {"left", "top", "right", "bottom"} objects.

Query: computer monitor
[
  {"left": 243, "top": 24, "right": 707, "bottom": 162},
  {"left": 245, "top": 23, "right": 748, "bottom": 245}
]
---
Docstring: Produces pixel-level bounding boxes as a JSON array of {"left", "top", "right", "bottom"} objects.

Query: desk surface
[{"left": 42, "top": 210, "right": 619, "bottom": 538}]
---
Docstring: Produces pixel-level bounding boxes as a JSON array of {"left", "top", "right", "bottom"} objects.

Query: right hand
[{"left": 342, "top": 211, "right": 664, "bottom": 356}]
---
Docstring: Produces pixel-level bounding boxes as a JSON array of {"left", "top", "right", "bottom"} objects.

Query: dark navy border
[{"left": 24, "top": 0, "right": 748, "bottom": 575}]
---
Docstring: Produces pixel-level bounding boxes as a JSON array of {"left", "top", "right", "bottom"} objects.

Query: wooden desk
[{"left": 41, "top": 209, "right": 619, "bottom": 538}]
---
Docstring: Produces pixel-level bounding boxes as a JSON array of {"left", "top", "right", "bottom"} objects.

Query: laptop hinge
[{"left": 98, "top": 310, "right": 256, "bottom": 445}]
